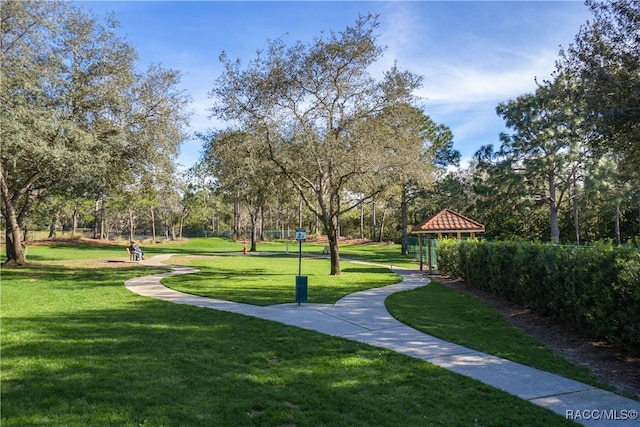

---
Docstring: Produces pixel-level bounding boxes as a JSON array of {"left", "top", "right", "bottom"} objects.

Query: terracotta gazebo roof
[{"left": 411, "top": 209, "right": 485, "bottom": 234}]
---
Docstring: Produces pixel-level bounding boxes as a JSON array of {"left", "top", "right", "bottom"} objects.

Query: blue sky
[{"left": 76, "top": 1, "right": 593, "bottom": 170}]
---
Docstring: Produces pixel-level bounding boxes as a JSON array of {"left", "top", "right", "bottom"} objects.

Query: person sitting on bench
[{"left": 129, "top": 241, "right": 144, "bottom": 261}]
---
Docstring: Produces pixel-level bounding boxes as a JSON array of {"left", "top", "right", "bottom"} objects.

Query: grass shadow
[{"left": 3, "top": 286, "right": 575, "bottom": 426}]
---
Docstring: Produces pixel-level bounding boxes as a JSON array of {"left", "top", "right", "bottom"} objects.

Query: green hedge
[{"left": 437, "top": 239, "right": 640, "bottom": 354}]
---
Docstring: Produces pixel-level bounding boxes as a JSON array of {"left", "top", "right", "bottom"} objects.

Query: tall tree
[
  {"left": 427, "top": 170, "right": 477, "bottom": 218},
  {"left": 393, "top": 107, "right": 459, "bottom": 255},
  {"left": 559, "top": 0, "right": 640, "bottom": 176},
  {"left": 1, "top": 0, "right": 62, "bottom": 263},
  {"left": 583, "top": 154, "right": 638, "bottom": 243},
  {"left": 200, "top": 129, "right": 282, "bottom": 251},
  {"left": 211, "top": 14, "right": 422, "bottom": 274},
  {"left": 471, "top": 150, "right": 549, "bottom": 241},
  {"left": 492, "top": 73, "right": 585, "bottom": 243},
  {"left": 0, "top": 1, "right": 190, "bottom": 264}
]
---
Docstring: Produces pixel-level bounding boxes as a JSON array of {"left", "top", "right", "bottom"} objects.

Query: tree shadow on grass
[
  {"left": 19, "top": 238, "right": 244, "bottom": 262},
  {"left": 2, "top": 297, "right": 573, "bottom": 426},
  {"left": 341, "top": 267, "right": 393, "bottom": 274},
  {"left": 1, "top": 264, "right": 166, "bottom": 289}
]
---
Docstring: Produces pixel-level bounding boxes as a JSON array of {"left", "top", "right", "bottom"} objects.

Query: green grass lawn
[
  {"left": 386, "top": 282, "right": 608, "bottom": 390},
  {"left": 1, "top": 238, "right": 585, "bottom": 425},
  {"left": 163, "top": 254, "right": 401, "bottom": 305},
  {"left": 161, "top": 237, "right": 418, "bottom": 268},
  {"left": 11, "top": 241, "right": 131, "bottom": 262}
]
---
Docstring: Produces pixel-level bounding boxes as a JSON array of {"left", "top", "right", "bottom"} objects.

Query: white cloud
[
  {"left": 416, "top": 55, "right": 556, "bottom": 105},
  {"left": 371, "top": 2, "right": 575, "bottom": 163},
  {"left": 376, "top": 1, "right": 577, "bottom": 106},
  {"left": 161, "top": 0, "right": 589, "bottom": 169}
]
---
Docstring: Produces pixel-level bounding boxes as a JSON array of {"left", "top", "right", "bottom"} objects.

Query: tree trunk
[
  {"left": 259, "top": 205, "right": 265, "bottom": 241},
  {"left": 129, "top": 209, "right": 135, "bottom": 242},
  {"left": 378, "top": 207, "right": 387, "bottom": 242},
  {"left": 4, "top": 226, "right": 26, "bottom": 265},
  {"left": 106, "top": 220, "right": 116, "bottom": 239},
  {"left": 326, "top": 218, "right": 341, "bottom": 275},
  {"left": 93, "top": 198, "right": 100, "bottom": 239},
  {"left": 280, "top": 212, "right": 285, "bottom": 239},
  {"left": 401, "top": 184, "right": 409, "bottom": 255},
  {"left": 2, "top": 215, "right": 26, "bottom": 265},
  {"left": 150, "top": 207, "right": 157, "bottom": 242},
  {"left": 550, "top": 203, "right": 560, "bottom": 243},
  {"left": 100, "top": 199, "right": 106, "bottom": 240},
  {"left": 548, "top": 173, "right": 560, "bottom": 243},
  {"left": 234, "top": 194, "right": 241, "bottom": 238},
  {"left": 371, "top": 200, "right": 377, "bottom": 241},
  {"left": 360, "top": 202, "right": 364, "bottom": 240},
  {"left": 179, "top": 206, "right": 187, "bottom": 240},
  {"left": 48, "top": 210, "right": 59, "bottom": 239},
  {"left": 72, "top": 202, "right": 79, "bottom": 236},
  {"left": 249, "top": 211, "right": 258, "bottom": 252},
  {"left": 573, "top": 171, "right": 580, "bottom": 245},
  {"left": 615, "top": 201, "right": 621, "bottom": 245},
  {"left": 298, "top": 198, "right": 303, "bottom": 228},
  {"left": 324, "top": 192, "right": 341, "bottom": 275},
  {"left": 0, "top": 174, "right": 26, "bottom": 264}
]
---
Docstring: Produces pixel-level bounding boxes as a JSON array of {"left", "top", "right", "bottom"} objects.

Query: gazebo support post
[
  {"left": 427, "top": 233, "right": 432, "bottom": 275},
  {"left": 418, "top": 233, "right": 423, "bottom": 270}
]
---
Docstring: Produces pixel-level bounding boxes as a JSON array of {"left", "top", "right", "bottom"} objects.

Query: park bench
[
  {"left": 323, "top": 246, "right": 330, "bottom": 254},
  {"left": 126, "top": 247, "right": 136, "bottom": 261}
]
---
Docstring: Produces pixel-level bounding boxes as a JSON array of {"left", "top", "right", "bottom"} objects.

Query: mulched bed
[{"left": 429, "top": 274, "right": 640, "bottom": 401}]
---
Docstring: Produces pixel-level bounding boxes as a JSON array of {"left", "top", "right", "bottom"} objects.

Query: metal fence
[{"left": 0, "top": 228, "right": 297, "bottom": 243}]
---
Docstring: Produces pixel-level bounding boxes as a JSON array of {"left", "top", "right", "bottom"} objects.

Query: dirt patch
[
  {"left": 430, "top": 274, "right": 640, "bottom": 401},
  {"left": 21, "top": 237, "right": 123, "bottom": 247},
  {"left": 20, "top": 237, "right": 188, "bottom": 247}
]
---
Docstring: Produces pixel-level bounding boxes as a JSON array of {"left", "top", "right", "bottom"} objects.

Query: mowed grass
[
  {"left": 157, "top": 237, "right": 419, "bottom": 269},
  {"left": 163, "top": 254, "right": 400, "bottom": 305},
  {"left": 1, "top": 238, "right": 582, "bottom": 425},
  {"left": 1, "top": 264, "right": 575, "bottom": 426},
  {"left": 8, "top": 241, "right": 130, "bottom": 262},
  {"left": 11, "top": 236, "right": 245, "bottom": 262},
  {"left": 386, "top": 281, "right": 608, "bottom": 390}
]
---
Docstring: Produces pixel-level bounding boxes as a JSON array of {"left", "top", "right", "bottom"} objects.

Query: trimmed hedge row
[{"left": 437, "top": 239, "right": 640, "bottom": 354}]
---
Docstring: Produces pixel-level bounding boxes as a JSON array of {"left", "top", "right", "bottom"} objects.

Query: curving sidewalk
[{"left": 125, "top": 254, "right": 640, "bottom": 427}]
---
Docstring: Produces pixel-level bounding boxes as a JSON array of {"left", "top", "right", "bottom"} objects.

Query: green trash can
[{"left": 295, "top": 276, "right": 308, "bottom": 304}]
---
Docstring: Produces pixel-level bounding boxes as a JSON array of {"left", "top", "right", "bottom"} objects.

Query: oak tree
[
  {"left": 0, "top": 1, "right": 190, "bottom": 263},
  {"left": 211, "top": 14, "right": 422, "bottom": 274}
]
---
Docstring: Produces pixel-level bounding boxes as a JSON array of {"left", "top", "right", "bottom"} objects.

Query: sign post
[{"left": 295, "top": 228, "right": 307, "bottom": 304}]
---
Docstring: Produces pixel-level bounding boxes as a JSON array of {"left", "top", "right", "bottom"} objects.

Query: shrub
[{"left": 436, "top": 239, "right": 640, "bottom": 354}]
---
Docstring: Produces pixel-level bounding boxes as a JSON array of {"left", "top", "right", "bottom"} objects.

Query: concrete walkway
[{"left": 125, "top": 254, "right": 640, "bottom": 426}]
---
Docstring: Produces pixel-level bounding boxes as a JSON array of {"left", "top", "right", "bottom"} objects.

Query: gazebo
[{"left": 411, "top": 209, "right": 485, "bottom": 273}]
